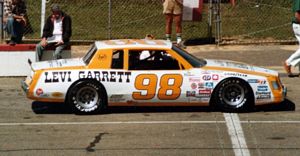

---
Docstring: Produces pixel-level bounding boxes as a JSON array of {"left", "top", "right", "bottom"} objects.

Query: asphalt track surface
[{"left": 0, "top": 45, "right": 300, "bottom": 156}]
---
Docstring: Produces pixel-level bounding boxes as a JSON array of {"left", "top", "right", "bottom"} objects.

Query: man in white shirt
[{"left": 36, "top": 4, "right": 72, "bottom": 61}]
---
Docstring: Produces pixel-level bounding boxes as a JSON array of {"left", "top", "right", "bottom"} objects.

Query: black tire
[
  {"left": 213, "top": 79, "right": 253, "bottom": 112},
  {"left": 67, "top": 80, "right": 107, "bottom": 114}
]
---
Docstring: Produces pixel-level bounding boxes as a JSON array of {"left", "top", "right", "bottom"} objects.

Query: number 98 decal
[{"left": 132, "top": 74, "right": 183, "bottom": 100}]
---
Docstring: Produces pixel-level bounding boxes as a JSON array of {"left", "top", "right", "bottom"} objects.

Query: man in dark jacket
[{"left": 36, "top": 4, "right": 72, "bottom": 61}]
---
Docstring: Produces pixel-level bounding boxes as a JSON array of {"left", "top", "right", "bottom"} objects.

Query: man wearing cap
[{"left": 36, "top": 4, "right": 72, "bottom": 61}]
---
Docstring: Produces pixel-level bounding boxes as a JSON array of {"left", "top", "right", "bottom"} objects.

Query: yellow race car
[{"left": 22, "top": 39, "right": 287, "bottom": 114}]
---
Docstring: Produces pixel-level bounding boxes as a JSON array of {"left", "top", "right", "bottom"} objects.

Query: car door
[{"left": 125, "top": 48, "right": 191, "bottom": 105}]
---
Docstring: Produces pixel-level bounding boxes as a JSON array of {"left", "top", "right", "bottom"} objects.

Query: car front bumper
[
  {"left": 282, "top": 85, "right": 287, "bottom": 99},
  {"left": 21, "top": 80, "right": 29, "bottom": 94}
]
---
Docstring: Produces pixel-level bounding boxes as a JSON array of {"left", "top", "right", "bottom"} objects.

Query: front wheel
[
  {"left": 213, "top": 79, "right": 253, "bottom": 112},
  {"left": 67, "top": 80, "right": 107, "bottom": 114}
]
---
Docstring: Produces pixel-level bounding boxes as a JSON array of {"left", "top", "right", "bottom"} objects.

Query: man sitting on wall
[
  {"left": 36, "top": 4, "right": 72, "bottom": 61},
  {"left": 3, "top": 0, "right": 27, "bottom": 45}
]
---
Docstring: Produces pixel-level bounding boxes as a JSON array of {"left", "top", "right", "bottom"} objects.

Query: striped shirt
[{"left": 3, "top": 0, "right": 26, "bottom": 17}]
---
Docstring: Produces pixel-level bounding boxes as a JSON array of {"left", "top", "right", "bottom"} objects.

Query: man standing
[
  {"left": 36, "top": 4, "right": 72, "bottom": 61},
  {"left": 284, "top": 0, "right": 300, "bottom": 76},
  {"left": 162, "top": 0, "right": 183, "bottom": 44},
  {"left": 3, "top": 0, "right": 27, "bottom": 45}
]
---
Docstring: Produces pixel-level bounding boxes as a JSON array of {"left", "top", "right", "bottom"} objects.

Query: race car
[{"left": 21, "top": 39, "right": 287, "bottom": 114}]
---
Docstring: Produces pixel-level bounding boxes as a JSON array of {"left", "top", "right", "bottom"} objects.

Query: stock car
[{"left": 21, "top": 39, "right": 287, "bottom": 114}]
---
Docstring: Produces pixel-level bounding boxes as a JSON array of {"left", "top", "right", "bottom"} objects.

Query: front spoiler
[
  {"left": 21, "top": 80, "right": 29, "bottom": 94},
  {"left": 283, "top": 85, "right": 287, "bottom": 99}
]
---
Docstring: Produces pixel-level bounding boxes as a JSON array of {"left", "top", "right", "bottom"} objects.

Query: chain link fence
[
  {"left": 20, "top": 0, "right": 211, "bottom": 42},
  {"left": 220, "top": 0, "right": 294, "bottom": 44},
  {"left": 1, "top": 0, "right": 296, "bottom": 44}
]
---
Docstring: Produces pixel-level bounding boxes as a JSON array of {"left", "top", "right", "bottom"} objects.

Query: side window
[
  {"left": 128, "top": 50, "right": 180, "bottom": 70},
  {"left": 111, "top": 50, "right": 124, "bottom": 69}
]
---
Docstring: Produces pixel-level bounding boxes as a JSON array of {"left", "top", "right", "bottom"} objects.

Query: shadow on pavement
[
  {"left": 253, "top": 98, "right": 296, "bottom": 112},
  {"left": 32, "top": 99, "right": 295, "bottom": 114},
  {"left": 105, "top": 106, "right": 213, "bottom": 114},
  {"left": 32, "top": 101, "right": 72, "bottom": 114}
]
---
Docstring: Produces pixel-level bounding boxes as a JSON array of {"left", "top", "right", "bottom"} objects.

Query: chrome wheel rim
[
  {"left": 222, "top": 83, "right": 245, "bottom": 107},
  {"left": 75, "top": 86, "right": 99, "bottom": 110}
]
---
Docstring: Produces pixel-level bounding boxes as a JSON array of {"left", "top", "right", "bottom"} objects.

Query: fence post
[
  {"left": 213, "top": 0, "right": 221, "bottom": 45},
  {"left": 0, "top": 0, "right": 3, "bottom": 42},
  {"left": 108, "top": 0, "right": 112, "bottom": 39},
  {"left": 41, "top": 0, "right": 46, "bottom": 37},
  {"left": 208, "top": 0, "right": 213, "bottom": 43}
]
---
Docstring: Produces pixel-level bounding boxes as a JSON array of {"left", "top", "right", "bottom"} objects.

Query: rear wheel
[
  {"left": 67, "top": 80, "right": 107, "bottom": 114},
  {"left": 213, "top": 79, "right": 253, "bottom": 112}
]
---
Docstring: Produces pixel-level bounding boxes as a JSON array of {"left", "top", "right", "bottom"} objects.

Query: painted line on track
[
  {"left": 0, "top": 120, "right": 299, "bottom": 126},
  {"left": 224, "top": 113, "right": 250, "bottom": 156},
  {"left": 0, "top": 121, "right": 226, "bottom": 126}
]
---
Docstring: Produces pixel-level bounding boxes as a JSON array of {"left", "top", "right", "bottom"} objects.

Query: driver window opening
[{"left": 128, "top": 50, "right": 180, "bottom": 70}]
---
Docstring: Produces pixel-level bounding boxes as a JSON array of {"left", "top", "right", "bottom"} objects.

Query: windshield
[
  {"left": 172, "top": 45, "right": 206, "bottom": 67},
  {"left": 82, "top": 44, "right": 97, "bottom": 65}
]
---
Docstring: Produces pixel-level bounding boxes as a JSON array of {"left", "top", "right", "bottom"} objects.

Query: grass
[{"left": 23, "top": 0, "right": 294, "bottom": 42}]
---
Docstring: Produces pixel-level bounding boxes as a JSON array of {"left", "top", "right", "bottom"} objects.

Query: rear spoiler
[{"left": 28, "top": 59, "right": 35, "bottom": 72}]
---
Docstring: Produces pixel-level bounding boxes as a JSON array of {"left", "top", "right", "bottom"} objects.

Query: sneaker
[
  {"left": 176, "top": 37, "right": 182, "bottom": 44},
  {"left": 8, "top": 40, "right": 16, "bottom": 46},
  {"left": 177, "top": 40, "right": 186, "bottom": 49},
  {"left": 284, "top": 62, "right": 291, "bottom": 74}
]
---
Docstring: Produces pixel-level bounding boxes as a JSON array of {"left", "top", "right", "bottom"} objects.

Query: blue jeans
[
  {"left": 4, "top": 17, "right": 24, "bottom": 43},
  {"left": 36, "top": 42, "right": 69, "bottom": 61}
]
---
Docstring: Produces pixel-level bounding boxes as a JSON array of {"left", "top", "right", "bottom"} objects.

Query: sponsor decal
[
  {"left": 205, "top": 82, "right": 214, "bottom": 89},
  {"left": 199, "top": 97, "right": 210, "bottom": 102},
  {"left": 197, "top": 93, "right": 211, "bottom": 98},
  {"left": 224, "top": 72, "right": 247, "bottom": 77},
  {"left": 45, "top": 71, "right": 72, "bottom": 83},
  {"left": 248, "top": 79, "right": 266, "bottom": 84},
  {"left": 36, "top": 88, "right": 44, "bottom": 96},
  {"left": 225, "top": 62, "right": 249, "bottom": 70},
  {"left": 184, "top": 72, "right": 195, "bottom": 76},
  {"left": 202, "top": 75, "right": 211, "bottom": 81},
  {"left": 110, "top": 95, "right": 126, "bottom": 102},
  {"left": 198, "top": 89, "right": 211, "bottom": 98},
  {"left": 191, "top": 83, "right": 197, "bottom": 89},
  {"left": 52, "top": 92, "right": 63, "bottom": 98},
  {"left": 248, "top": 79, "right": 258, "bottom": 83},
  {"left": 256, "top": 92, "right": 271, "bottom": 99},
  {"left": 45, "top": 71, "right": 132, "bottom": 83},
  {"left": 201, "top": 71, "right": 211, "bottom": 74},
  {"left": 212, "top": 74, "right": 219, "bottom": 80},
  {"left": 213, "top": 60, "right": 226, "bottom": 66},
  {"left": 79, "top": 71, "right": 131, "bottom": 83},
  {"left": 199, "top": 90, "right": 211, "bottom": 94},
  {"left": 186, "top": 91, "right": 196, "bottom": 97},
  {"left": 189, "top": 77, "right": 201, "bottom": 83},
  {"left": 257, "top": 86, "right": 268, "bottom": 92},
  {"left": 198, "top": 82, "right": 205, "bottom": 89}
]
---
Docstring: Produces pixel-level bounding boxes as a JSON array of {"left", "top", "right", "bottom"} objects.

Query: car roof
[{"left": 94, "top": 39, "right": 173, "bottom": 50}]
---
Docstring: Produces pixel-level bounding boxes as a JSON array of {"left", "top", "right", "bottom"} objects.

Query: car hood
[
  {"left": 32, "top": 58, "right": 85, "bottom": 70},
  {"left": 205, "top": 59, "right": 278, "bottom": 76}
]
